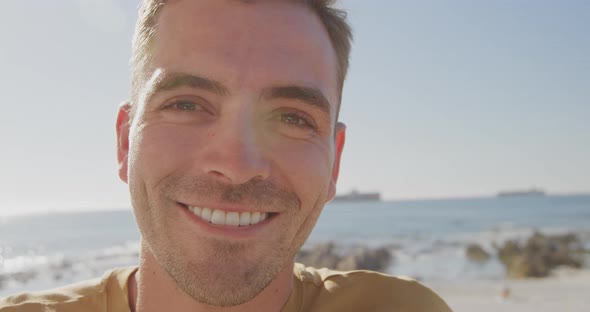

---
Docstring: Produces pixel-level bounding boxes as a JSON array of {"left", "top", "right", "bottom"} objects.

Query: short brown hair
[{"left": 131, "top": 0, "right": 353, "bottom": 112}]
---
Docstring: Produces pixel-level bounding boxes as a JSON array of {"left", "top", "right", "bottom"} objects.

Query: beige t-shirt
[{"left": 0, "top": 264, "right": 452, "bottom": 312}]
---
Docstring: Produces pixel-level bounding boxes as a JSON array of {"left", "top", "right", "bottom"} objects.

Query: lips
[{"left": 184, "top": 205, "right": 272, "bottom": 227}]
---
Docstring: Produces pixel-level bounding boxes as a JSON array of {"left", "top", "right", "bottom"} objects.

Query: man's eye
[
  {"left": 172, "top": 100, "right": 201, "bottom": 111},
  {"left": 281, "top": 113, "right": 315, "bottom": 129}
]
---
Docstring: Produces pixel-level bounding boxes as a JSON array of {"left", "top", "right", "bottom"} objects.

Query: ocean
[{"left": 1, "top": 194, "right": 589, "bottom": 297}]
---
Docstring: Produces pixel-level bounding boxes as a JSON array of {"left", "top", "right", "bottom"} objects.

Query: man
[{"left": 1, "top": 0, "right": 451, "bottom": 311}]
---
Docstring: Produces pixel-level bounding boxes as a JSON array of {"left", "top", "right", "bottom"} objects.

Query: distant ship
[
  {"left": 333, "top": 190, "right": 381, "bottom": 202},
  {"left": 497, "top": 188, "right": 546, "bottom": 197}
]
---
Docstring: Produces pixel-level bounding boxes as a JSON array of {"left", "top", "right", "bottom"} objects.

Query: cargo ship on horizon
[
  {"left": 497, "top": 188, "right": 546, "bottom": 197},
  {"left": 332, "top": 189, "right": 381, "bottom": 202}
]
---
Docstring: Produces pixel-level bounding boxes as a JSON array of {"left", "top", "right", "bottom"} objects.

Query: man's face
[{"left": 117, "top": 0, "right": 345, "bottom": 306}]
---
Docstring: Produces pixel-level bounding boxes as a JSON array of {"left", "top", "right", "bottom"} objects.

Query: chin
[
  {"left": 164, "top": 243, "right": 284, "bottom": 306},
  {"left": 146, "top": 229, "right": 290, "bottom": 306}
]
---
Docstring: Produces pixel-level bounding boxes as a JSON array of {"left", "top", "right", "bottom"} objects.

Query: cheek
[
  {"left": 128, "top": 125, "right": 198, "bottom": 234},
  {"left": 129, "top": 125, "right": 197, "bottom": 185},
  {"left": 270, "top": 140, "right": 333, "bottom": 202}
]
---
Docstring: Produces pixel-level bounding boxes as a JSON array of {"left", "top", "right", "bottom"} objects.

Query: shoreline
[
  {"left": 4, "top": 266, "right": 590, "bottom": 311},
  {"left": 429, "top": 267, "right": 590, "bottom": 312}
]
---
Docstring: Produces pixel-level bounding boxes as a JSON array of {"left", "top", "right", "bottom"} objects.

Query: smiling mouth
[{"left": 180, "top": 204, "right": 277, "bottom": 227}]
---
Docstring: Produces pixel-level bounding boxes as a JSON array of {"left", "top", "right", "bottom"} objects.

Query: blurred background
[{"left": 1, "top": 1, "right": 589, "bottom": 311}]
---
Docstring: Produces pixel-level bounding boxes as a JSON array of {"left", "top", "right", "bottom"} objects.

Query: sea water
[{"left": 1, "top": 194, "right": 589, "bottom": 296}]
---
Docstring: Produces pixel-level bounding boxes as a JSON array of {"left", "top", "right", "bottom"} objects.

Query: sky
[{"left": 0, "top": 0, "right": 588, "bottom": 215}]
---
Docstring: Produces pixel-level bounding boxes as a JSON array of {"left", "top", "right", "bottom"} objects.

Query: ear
[
  {"left": 327, "top": 122, "right": 346, "bottom": 202},
  {"left": 116, "top": 102, "right": 132, "bottom": 183}
]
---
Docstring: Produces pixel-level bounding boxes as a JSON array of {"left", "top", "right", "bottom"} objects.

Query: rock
[
  {"left": 497, "top": 240, "right": 521, "bottom": 264},
  {"left": 525, "top": 232, "right": 583, "bottom": 269},
  {"left": 11, "top": 270, "right": 37, "bottom": 284},
  {"left": 53, "top": 272, "right": 63, "bottom": 281},
  {"left": 50, "top": 258, "right": 73, "bottom": 271},
  {"left": 506, "top": 254, "right": 548, "bottom": 278},
  {"left": 297, "top": 243, "right": 392, "bottom": 272},
  {"left": 465, "top": 244, "right": 491, "bottom": 262},
  {"left": 497, "top": 231, "right": 584, "bottom": 279},
  {"left": 296, "top": 242, "right": 341, "bottom": 269},
  {"left": 336, "top": 247, "right": 392, "bottom": 271}
]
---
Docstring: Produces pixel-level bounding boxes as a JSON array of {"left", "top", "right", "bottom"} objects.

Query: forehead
[{"left": 148, "top": 0, "right": 339, "bottom": 110}]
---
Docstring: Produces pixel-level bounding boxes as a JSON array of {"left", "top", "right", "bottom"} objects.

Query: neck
[{"left": 128, "top": 241, "right": 294, "bottom": 312}]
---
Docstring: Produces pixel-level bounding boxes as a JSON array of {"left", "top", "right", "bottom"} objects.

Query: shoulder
[
  {"left": 0, "top": 267, "right": 137, "bottom": 312},
  {"left": 293, "top": 263, "right": 452, "bottom": 312}
]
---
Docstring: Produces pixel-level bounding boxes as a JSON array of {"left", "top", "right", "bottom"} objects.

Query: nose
[{"left": 200, "top": 116, "right": 271, "bottom": 185}]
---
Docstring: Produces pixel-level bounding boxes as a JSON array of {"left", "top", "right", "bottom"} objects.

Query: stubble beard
[
  {"left": 135, "top": 175, "right": 300, "bottom": 306},
  {"left": 152, "top": 234, "right": 289, "bottom": 306}
]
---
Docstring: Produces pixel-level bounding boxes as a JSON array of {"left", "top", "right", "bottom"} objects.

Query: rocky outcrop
[
  {"left": 297, "top": 242, "right": 392, "bottom": 272},
  {"left": 297, "top": 242, "right": 341, "bottom": 269},
  {"left": 496, "top": 232, "right": 585, "bottom": 278},
  {"left": 336, "top": 247, "right": 392, "bottom": 271},
  {"left": 5, "top": 270, "right": 38, "bottom": 285},
  {"left": 465, "top": 244, "right": 491, "bottom": 262}
]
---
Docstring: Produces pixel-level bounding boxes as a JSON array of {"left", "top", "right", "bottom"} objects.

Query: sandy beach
[{"left": 430, "top": 267, "right": 590, "bottom": 312}]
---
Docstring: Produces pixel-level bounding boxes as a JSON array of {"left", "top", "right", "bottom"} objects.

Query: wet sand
[{"left": 429, "top": 268, "right": 590, "bottom": 312}]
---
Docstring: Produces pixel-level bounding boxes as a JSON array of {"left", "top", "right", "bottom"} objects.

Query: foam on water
[{"left": 0, "top": 241, "right": 140, "bottom": 297}]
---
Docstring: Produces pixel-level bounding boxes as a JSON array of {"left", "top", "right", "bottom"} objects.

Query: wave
[{"left": 0, "top": 241, "right": 140, "bottom": 297}]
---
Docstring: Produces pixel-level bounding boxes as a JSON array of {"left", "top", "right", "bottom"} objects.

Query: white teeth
[
  {"left": 239, "top": 212, "right": 251, "bottom": 226},
  {"left": 201, "top": 208, "right": 212, "bottom": 221},
  {"left": 187, "top": 206, "right": 270, "bottom": 227},
  {"left": 211, "top": 210, "right": 225, "bottom": 225},
  {"left": 193, "top": 207, "right": 202, "bottom": 217},
  {"left": 225, "top": 212, "right": 240, "bottom": 226},
  {"left": 250, "top": 212, "right": 261, "bottom": 224}
]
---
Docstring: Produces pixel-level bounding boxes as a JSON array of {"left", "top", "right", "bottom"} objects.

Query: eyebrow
[
  {"left": 262, "top": 85, "right": 332, "bottom": 116},
  {"left": 145, "top": 72, "right": 230, "bottom": 102},
  {"left": 144, "top": 72, "right": 332, "bottom": 116}
]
